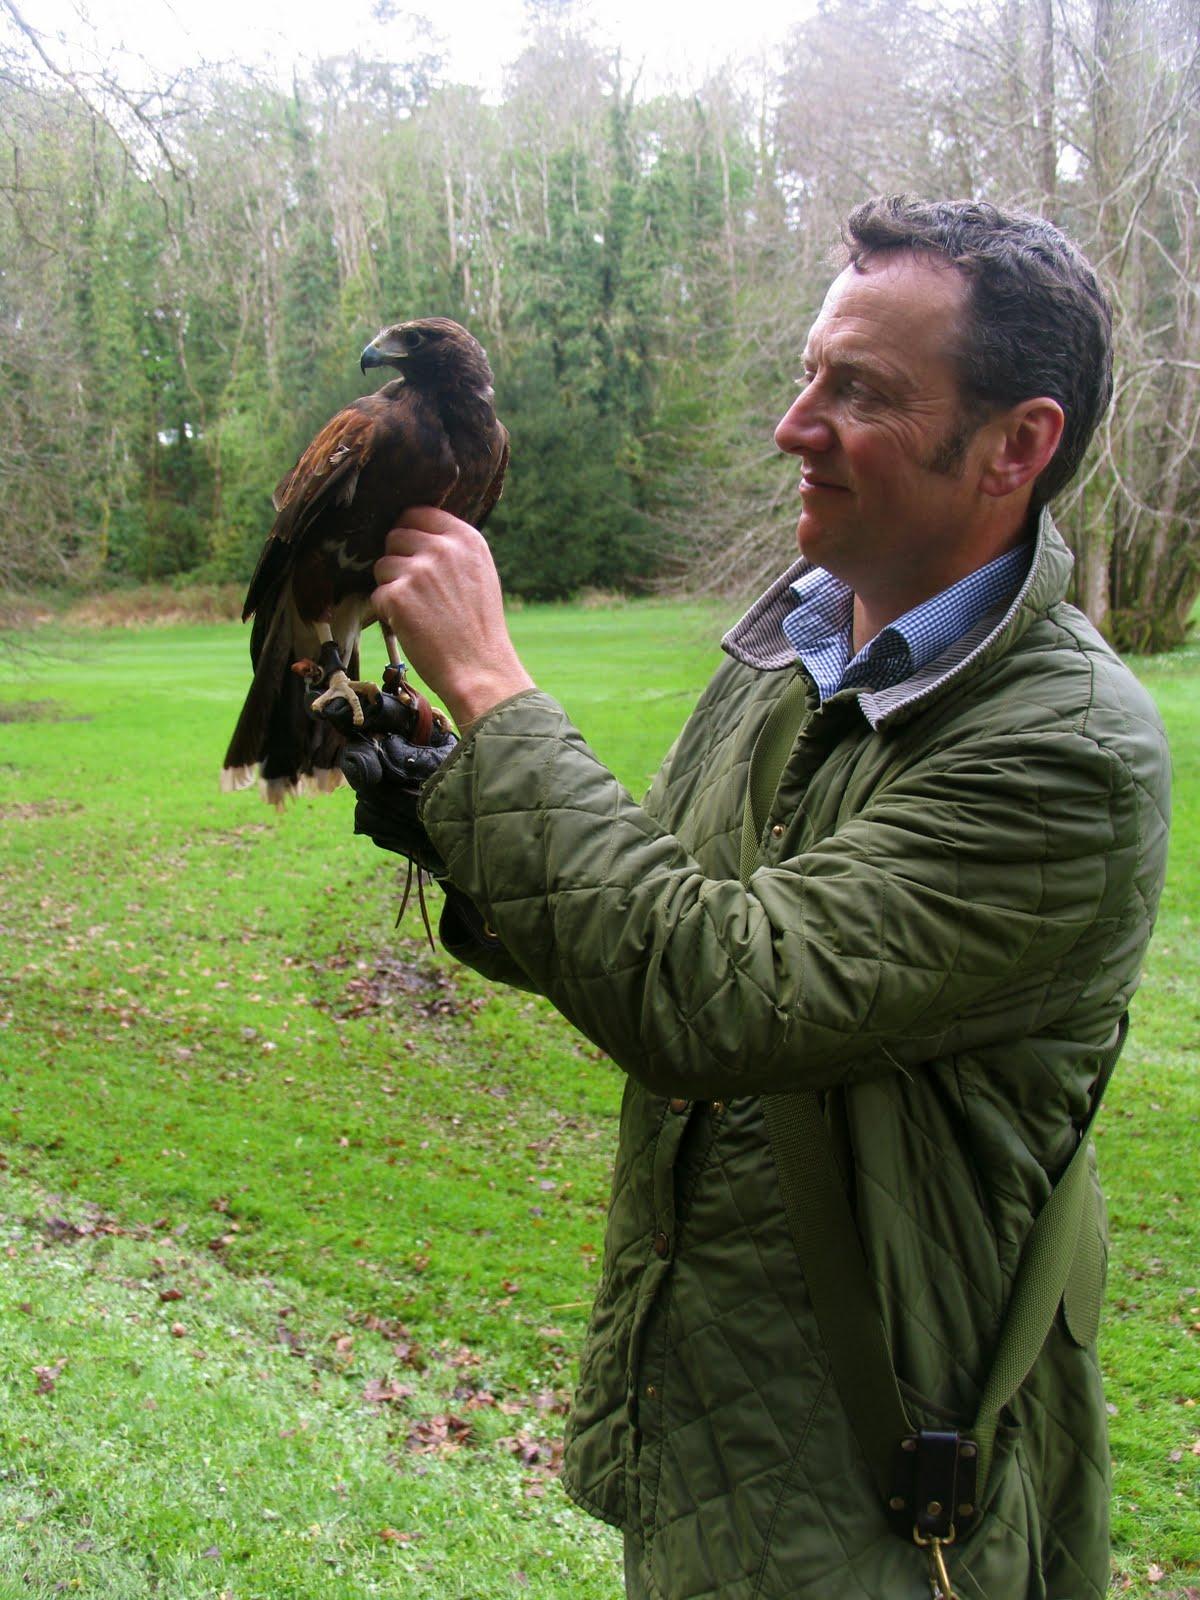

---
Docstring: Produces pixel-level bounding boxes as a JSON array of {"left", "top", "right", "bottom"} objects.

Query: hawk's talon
[{"left": 310, "top": 670, "right": 381, "bottom": 726}]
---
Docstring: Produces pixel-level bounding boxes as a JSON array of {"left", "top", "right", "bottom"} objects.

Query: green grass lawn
[{"left": 0, "top": 602, "right": 1196, "bottom": 1598}]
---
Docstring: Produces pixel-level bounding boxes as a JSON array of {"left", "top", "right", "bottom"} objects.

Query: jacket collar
[{"left": 721, "top": 508, "right": 1075, "bottom": 730}]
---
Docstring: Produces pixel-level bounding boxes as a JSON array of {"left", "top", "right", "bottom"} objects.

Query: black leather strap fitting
[
  {"left": 318, "top": 638, "right": 346, "bottom": 679},
  {"left": 887, "top": 1430, "right": 979, "bottom": 1542}
]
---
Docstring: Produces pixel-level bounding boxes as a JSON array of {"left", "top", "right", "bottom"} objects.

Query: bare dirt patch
[
  {"left": 0, "top": 797, "right": 85, "bottom": 820},
  {"left": 312, "top": 943, "right": 484, "bottom": 1022},
  {"left": 0, "top": 699, "right": 91, "bottom": 724}
]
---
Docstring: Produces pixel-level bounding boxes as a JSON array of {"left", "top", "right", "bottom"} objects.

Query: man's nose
[{"left": 775, "top": 390, "right": 834, "bottom": 455}]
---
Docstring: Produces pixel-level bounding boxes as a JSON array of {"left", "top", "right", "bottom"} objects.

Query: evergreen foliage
[{"left": 0, "top": 2, "right": 1197, "bottom": 637}]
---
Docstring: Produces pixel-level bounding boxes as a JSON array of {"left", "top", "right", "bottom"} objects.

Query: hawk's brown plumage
[{"left": 221, "top": 317, "right": 509, "bottom": 804}]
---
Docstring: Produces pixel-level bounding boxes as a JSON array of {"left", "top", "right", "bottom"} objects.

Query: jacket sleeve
[{"left": 420, "top": 689, "right": 1140, "bottom": 1099}]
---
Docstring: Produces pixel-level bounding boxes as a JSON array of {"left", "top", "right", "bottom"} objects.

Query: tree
[
  {"left": 680, "top": 0, "right": 1200, "bottom": 645},
  {"left": 1, "top": 0, "right": 1196, "bottom": 635}
]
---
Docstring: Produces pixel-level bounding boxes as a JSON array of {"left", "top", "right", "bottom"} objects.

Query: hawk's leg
[
  {"left": 308, "top": 621, "right": 380, "bottom": 727},
  {"left": 381, "top": 627, "right": 403, "bottom": 670},
  {"left": 378, "top": 625, "right": 448, "bottom": 746}
]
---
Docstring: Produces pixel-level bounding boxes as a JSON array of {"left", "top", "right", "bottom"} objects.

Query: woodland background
[{"left": 1, "top": 0, "right": 1198, "bottom": 649}]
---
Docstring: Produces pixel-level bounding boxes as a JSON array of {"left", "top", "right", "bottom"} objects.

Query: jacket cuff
[
  {"left": 419, "top": 687, "right": 546, "bottom": 812},
  {"left": 438, "top": 885, "right": 542, "bottom": 994}
]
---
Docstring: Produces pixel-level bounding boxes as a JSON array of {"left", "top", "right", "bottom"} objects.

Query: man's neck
[
  {"left": 849, "top": 517, "right": 1035, "bottom": 652},
  {"left": 851, "top": 533, "right": 1033, "bottom": 653}
]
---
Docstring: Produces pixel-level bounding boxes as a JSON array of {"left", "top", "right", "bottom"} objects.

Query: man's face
[{"left": 775, "top": 253, "right": 994, "bottom": 595}]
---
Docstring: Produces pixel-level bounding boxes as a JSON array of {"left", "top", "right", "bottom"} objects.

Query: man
[{"left": 363, "top": 198, "right": 1171, "bottom": 1598}]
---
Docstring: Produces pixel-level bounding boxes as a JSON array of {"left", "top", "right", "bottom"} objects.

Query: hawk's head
[{"left": 360, "top": 317, "right": 494, "bottom": 397}]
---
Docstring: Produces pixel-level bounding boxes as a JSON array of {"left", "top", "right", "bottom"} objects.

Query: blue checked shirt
[{"left": 781, "top": 543, "right": 1032, "bottom": 701}]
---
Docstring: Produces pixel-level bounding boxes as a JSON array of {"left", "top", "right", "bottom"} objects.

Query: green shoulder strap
[
  {"left": 740, "top": 673, "right": 910, "bottom": 1499},
  {"left": 739, "top": 674, "right": 811, "bottom": 884},
  {"left": 740, "top": 671, "right": 1125, "bottom": 1502},
  {"left": 967, "top": 1013, "right": 1124, "bottom": 1486}
]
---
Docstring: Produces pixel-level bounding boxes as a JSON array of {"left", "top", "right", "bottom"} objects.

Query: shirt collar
[{"left": 781, "top": 542, "right": 1033, "bottom": 704}]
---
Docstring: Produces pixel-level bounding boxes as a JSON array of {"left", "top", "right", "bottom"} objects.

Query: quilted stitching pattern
[{"left": 421, "top": 520, "right": 1170, "bottom": 1599}]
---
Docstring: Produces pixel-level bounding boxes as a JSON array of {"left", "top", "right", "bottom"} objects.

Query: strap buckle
[
  {"left": 888, "top": 1429, "right": 979, "bottom": 1542},
  {"left": 914, "top": 1529, "right": 958, "bottom": 1599}
]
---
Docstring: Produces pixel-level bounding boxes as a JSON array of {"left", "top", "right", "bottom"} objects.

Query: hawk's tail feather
[
  {"left": 222, "top": 589, "right": 355, "bottom": 803},
  {"left": 259, "top": 767, "right": 346, "bottom": 810},
  {"left": 220, "top": 763, "right": 260, "bottom": 794},
  {"left": 222, "top": 598, "right": 296, "bottom": 777},
  {"left": 220, "top": 763, "right": 345, "bottom": 809}
]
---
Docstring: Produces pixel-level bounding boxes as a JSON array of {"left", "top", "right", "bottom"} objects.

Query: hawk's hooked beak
[{"left": 360, "top": 337, "right": 398, "bottom": 374}]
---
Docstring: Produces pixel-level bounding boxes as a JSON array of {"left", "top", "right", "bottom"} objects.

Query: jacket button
[
  {"left": 668, "top": 1097, "right": 689, "bottom": 1114},
  {"left": 653, "top": 1231, "right": 670, "bottom": 1258},
  {"left": 646, "top": 1383, "right": 658, "bottom": 1399},
  {"left": 771, "top": 824, "right": 784, "bottom": 838}
]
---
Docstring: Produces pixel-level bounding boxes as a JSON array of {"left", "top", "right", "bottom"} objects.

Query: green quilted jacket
[{"left": 421, "top": 515, "right": 1170, "bottom": 1599}]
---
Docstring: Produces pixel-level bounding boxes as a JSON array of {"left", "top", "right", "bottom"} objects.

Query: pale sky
[{"left": 21, "top": 0, "right": 807, "bottom": 98}]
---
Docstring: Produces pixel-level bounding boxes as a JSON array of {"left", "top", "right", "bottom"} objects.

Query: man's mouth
[{"left": 800, "top": 471, "right": 849, "bottom": 493}]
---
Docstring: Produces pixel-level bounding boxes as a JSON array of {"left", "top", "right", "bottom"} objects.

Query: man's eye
[{"left": 794, "top": 374, "right": 814, "bottom": 390}]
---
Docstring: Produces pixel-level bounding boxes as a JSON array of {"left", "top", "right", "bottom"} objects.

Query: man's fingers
[
  {"left": 379, "top": 525, "right": 429, "bottom": 562},
  {"left": 397, "top": 505, "right": 461, "bottom": 535},
  {"left": 382, "top": 507, "right": 471, "bottom": 555},
  {"left": 373, "top": 553, "right": 409, "bottom": 586}
]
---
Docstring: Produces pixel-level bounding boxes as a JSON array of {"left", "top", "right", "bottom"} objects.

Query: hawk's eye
[{"left": 401, "top": 330, "right": 424, "bottom": 351}]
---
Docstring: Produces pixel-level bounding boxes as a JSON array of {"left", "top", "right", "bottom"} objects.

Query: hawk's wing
[
  {"left": 241, "top": 407, "right": 378, "bottom": 623},
  {"left": 473, "top": 428, "right": 510, "bottom": 531}
]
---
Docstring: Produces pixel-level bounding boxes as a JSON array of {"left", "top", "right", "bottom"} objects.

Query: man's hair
[{"left": 842, "top": 196, "right": 1113, "bottom": 506}]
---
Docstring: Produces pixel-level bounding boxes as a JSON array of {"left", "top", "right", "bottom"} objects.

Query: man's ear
[{"left": 979, "top": 398, "right": 1065, "bottom": 499}]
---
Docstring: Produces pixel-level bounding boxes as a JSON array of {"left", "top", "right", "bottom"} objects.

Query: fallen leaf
[
  {"left": 498, "top": 1431, "right": 564, "bottom": 1471},
  {"left": 363, "top": 1377, "right": 414, "bottom": 1408},
  {"left": 33, "top": 1361, "right": 65, "bottom": 1395},
  {"left": 533, "top": 1388, "right": 570, "bottom": 1414},
  {"left": 1147, "top": 1564, "right": 1165, "bottom": 1583},
  {"left": 406, "top": 1413, "right": 473, "bottom": 1454},
  {"left": 466, "top": 1387, "right": 497, "bottom": 1408},
  {"left": 377, "top": 1528, "right": 420, "bottom": 1545}
]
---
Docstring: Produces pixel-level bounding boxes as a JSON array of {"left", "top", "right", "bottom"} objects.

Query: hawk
[{"left": 221, "top": 317, "right": 509, "bottom": 805}]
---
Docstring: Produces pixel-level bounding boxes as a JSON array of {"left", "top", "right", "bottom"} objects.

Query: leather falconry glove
[
  {"left": 316, "top": 675, "right": 499, "bottom": 951},
  {"left": 341, "top": 722, "right": 456, "bottom": 875}
]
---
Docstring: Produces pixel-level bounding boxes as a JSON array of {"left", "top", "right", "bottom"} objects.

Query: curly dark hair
[{"left": 843, "top": 196, "right": 1113, "bottom": 507}]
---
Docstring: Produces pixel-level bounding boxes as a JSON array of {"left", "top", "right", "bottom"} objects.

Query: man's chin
[{"left": 796, "top": 517, "right": 829, "bottom": 565}]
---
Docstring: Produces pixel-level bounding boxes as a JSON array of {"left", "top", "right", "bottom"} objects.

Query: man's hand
[{"left": 371, "top": 507, "right": 534, "bottom": 731}]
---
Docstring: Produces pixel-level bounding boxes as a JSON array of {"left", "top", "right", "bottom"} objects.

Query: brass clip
[{"left": 914, "top": 1528, "right": 957, "bottom": 1599}]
